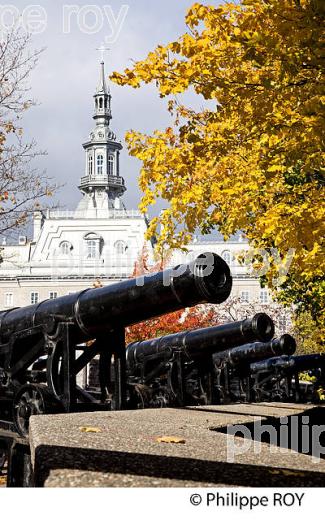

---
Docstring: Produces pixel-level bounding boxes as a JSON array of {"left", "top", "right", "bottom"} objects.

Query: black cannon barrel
[
  {"left": 287, "top": 354, "right": 325, "bottom": 372},
  {"left": 250, "top": 353, "right": 325, "bottom": 375},
  {"left": 250, "top": 355, "right": 294, "bottom": 374},
  {"left": 0, "top": 252, "right": 232, "bottom": 341},
  {"left": 213, "top": 334, "right": 296, "bottom": 368},
  {"left": 126, "top": 313, "right": 275, "bottom": 370}
]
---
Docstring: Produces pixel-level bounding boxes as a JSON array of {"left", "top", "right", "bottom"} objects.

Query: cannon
[
  {"left": 250, "top": 353, "right": 325, "bottom": 375},
  {"left": 0, "top": 252, "right": 232, "bottom": 436},
  {"left": 212, "top": 335, "right": 297, "bottom": 403},
  {"left": 250, "top": 353, "right": 325, "bottom": 403},
  {"left": 126, "top": 313, "right": 275, "bottom": 408}
]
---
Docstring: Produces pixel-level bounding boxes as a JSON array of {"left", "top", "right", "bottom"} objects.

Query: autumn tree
[
  {"left": 127, "top": 248, "right": 293, "bottom": 344},
  {"left": 126, "top": 296, "right": 294, "bottom": 345},
  {"left": 112, "top": 0, "right": 324, "bottom": 340},
  {"left": 0, "top": 29, "right": 56, "bottom": 241},
  {"left": 126, "top": 306, "right": 217, "bottom": 344},
  {"left": 293, "top": 311, "right": 325, "bottom": 354}
]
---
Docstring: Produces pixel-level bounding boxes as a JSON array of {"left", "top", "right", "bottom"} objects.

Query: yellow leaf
[
  {"left": 156, "top": 436, "right": 186, "bottom": 444},
  {"left": 79, "top": 426, "right": 102, "bottom": 433}
]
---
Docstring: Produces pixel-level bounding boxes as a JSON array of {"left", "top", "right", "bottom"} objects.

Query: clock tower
[{"left": 76, "top": 60, "right": 126, "bottom": 217}]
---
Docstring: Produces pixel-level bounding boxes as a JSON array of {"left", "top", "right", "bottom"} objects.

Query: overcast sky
[{"left": 9, "top": 0, "right": 217, "bottom": 215}]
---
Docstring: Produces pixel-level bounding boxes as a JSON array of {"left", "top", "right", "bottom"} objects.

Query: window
[
  {"left": 97, "top": 154, "right": 104, "bottom": 175},
  {"left": 222, "top": 250, "right": 231, "bottom": 266},
  {"left": 279, "top": 315, "right": 287, "bottom": 333},
  {"left": 115, "top": 241, "right": 127, "bottom": 255},
  {"left": 49, "top": 292, "right": 58, "bottom": 300},
  {"left": 260, "top": 289, "right": 268, "bottom": 304},
  {"left": 88, "top": 154, "right": 93, "bottom": 176},
  {"left": 31, "top": 292, "right": 39, "bottom": 305},
  {"left": 5, "top": 293, "right": 13, "bottom": 307},
  {"left": 60, "top": 241, "right": 72, "bottom": 255},
  {"left": 108, "top": 154, "right": 114, "bottom": 176},
  {"left": 240, "top": 291, "right": 250, "bottom": 303},
  {"left": 84, "top": 233, "right": 103, "bottom": 259},
  {"left": 87, "top": 240, "right": 98, "bottom": 259},
  {"left": 99, "top": 97, "right": 103, "bottom": 109}
]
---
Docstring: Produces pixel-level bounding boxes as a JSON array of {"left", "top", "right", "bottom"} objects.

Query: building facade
[{"left": 0, "top": 60, "right": 273, "bottom": 312}]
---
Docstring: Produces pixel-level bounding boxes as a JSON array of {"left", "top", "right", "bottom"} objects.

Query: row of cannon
[
  {"left": 126, "top": 327, "right": 324, "bottom": 409},
  {"left": 0, "top": 252, "right": 323, "bottom": 437}
]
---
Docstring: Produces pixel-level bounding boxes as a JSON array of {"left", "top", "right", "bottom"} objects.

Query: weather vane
[{"left": 96, "top": 44, "right": 110, "bottom": 63}]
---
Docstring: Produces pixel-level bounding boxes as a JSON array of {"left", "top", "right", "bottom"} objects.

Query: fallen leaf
[
  {"left": 156, "top": 436, "right": 186, "bottom": 444},
  {"left": 79, "top": 426, "right": 102, "bottom": 433}
]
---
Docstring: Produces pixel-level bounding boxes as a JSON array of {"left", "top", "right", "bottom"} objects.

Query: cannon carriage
[
  {"left": 212, "top": 335, "right": 297, "bottom": 403},
  {"left": 250, "top": 353, "right": 325, "bottom": 403}
]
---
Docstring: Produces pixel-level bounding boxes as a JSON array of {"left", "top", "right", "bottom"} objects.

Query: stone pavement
[{"left": 29, "top": 403, "right": 325, "bottom": 487}]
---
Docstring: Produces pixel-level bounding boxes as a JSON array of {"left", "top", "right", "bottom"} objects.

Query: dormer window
[
  {"left": 115, "top": 240, "right": 127, "bottom": 255},
  {"left": 84, "top": 233, "right": 103, "bottom": 259},
  {"left": 222, "top": 250, "right": 232, "bottom": 266},
  {"left": 97, "top": 154, "right": 104, "bottom": 175},
  {"left": 87, "top": 240, "right": 98, "bottom": 259},
  {"left": 60, "top": 241, "right": 72, "bottom": 255},
  {"left": 108, "top": 154, "right": 114, "bottom": 176}
]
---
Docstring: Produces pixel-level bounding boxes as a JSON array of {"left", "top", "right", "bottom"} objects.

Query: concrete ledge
[{"left": 29, "top": 404, "right": 325, "bottom": 487}]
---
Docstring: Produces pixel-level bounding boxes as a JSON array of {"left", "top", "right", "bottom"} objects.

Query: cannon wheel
[{"left": 13, "top": 384, "right": 61, "bottom": 437}]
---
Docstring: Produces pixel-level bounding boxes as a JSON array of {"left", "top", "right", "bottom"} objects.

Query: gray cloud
[{"left": 10, "top": 0, "right": 209, "bottom": 214}]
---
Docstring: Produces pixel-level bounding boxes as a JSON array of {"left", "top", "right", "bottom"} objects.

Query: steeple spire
[
  {"left": 96, "top": 60, "right": 108, "bottom": 95},
  {"left": 96, "top": 45, "right": 110, "bottom": 94}
]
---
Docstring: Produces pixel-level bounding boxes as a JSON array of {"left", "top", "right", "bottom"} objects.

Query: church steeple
[{"left": 76, "top": 59, "right": 126, "bottom": 217}]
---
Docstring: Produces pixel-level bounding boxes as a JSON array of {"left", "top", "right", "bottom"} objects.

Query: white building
[{"left": 0, "top": 60, "right": 269, "bottom": 311}]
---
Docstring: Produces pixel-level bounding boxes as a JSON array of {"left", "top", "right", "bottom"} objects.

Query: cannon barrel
[
  {"left": 126, "top": 313, "right": 275, "bottom": 370},
  {"left": 250, "top": 353, "right": 325, "bottom": 375},
  {"left": 213, "top": 334, "right": 296, "bottom": 368},
  {"left": 0, "top": 252, "right": 232, "bottom": 341},
  {"left": 289, "top": 354, "right": 325, "bottom": 372}
]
